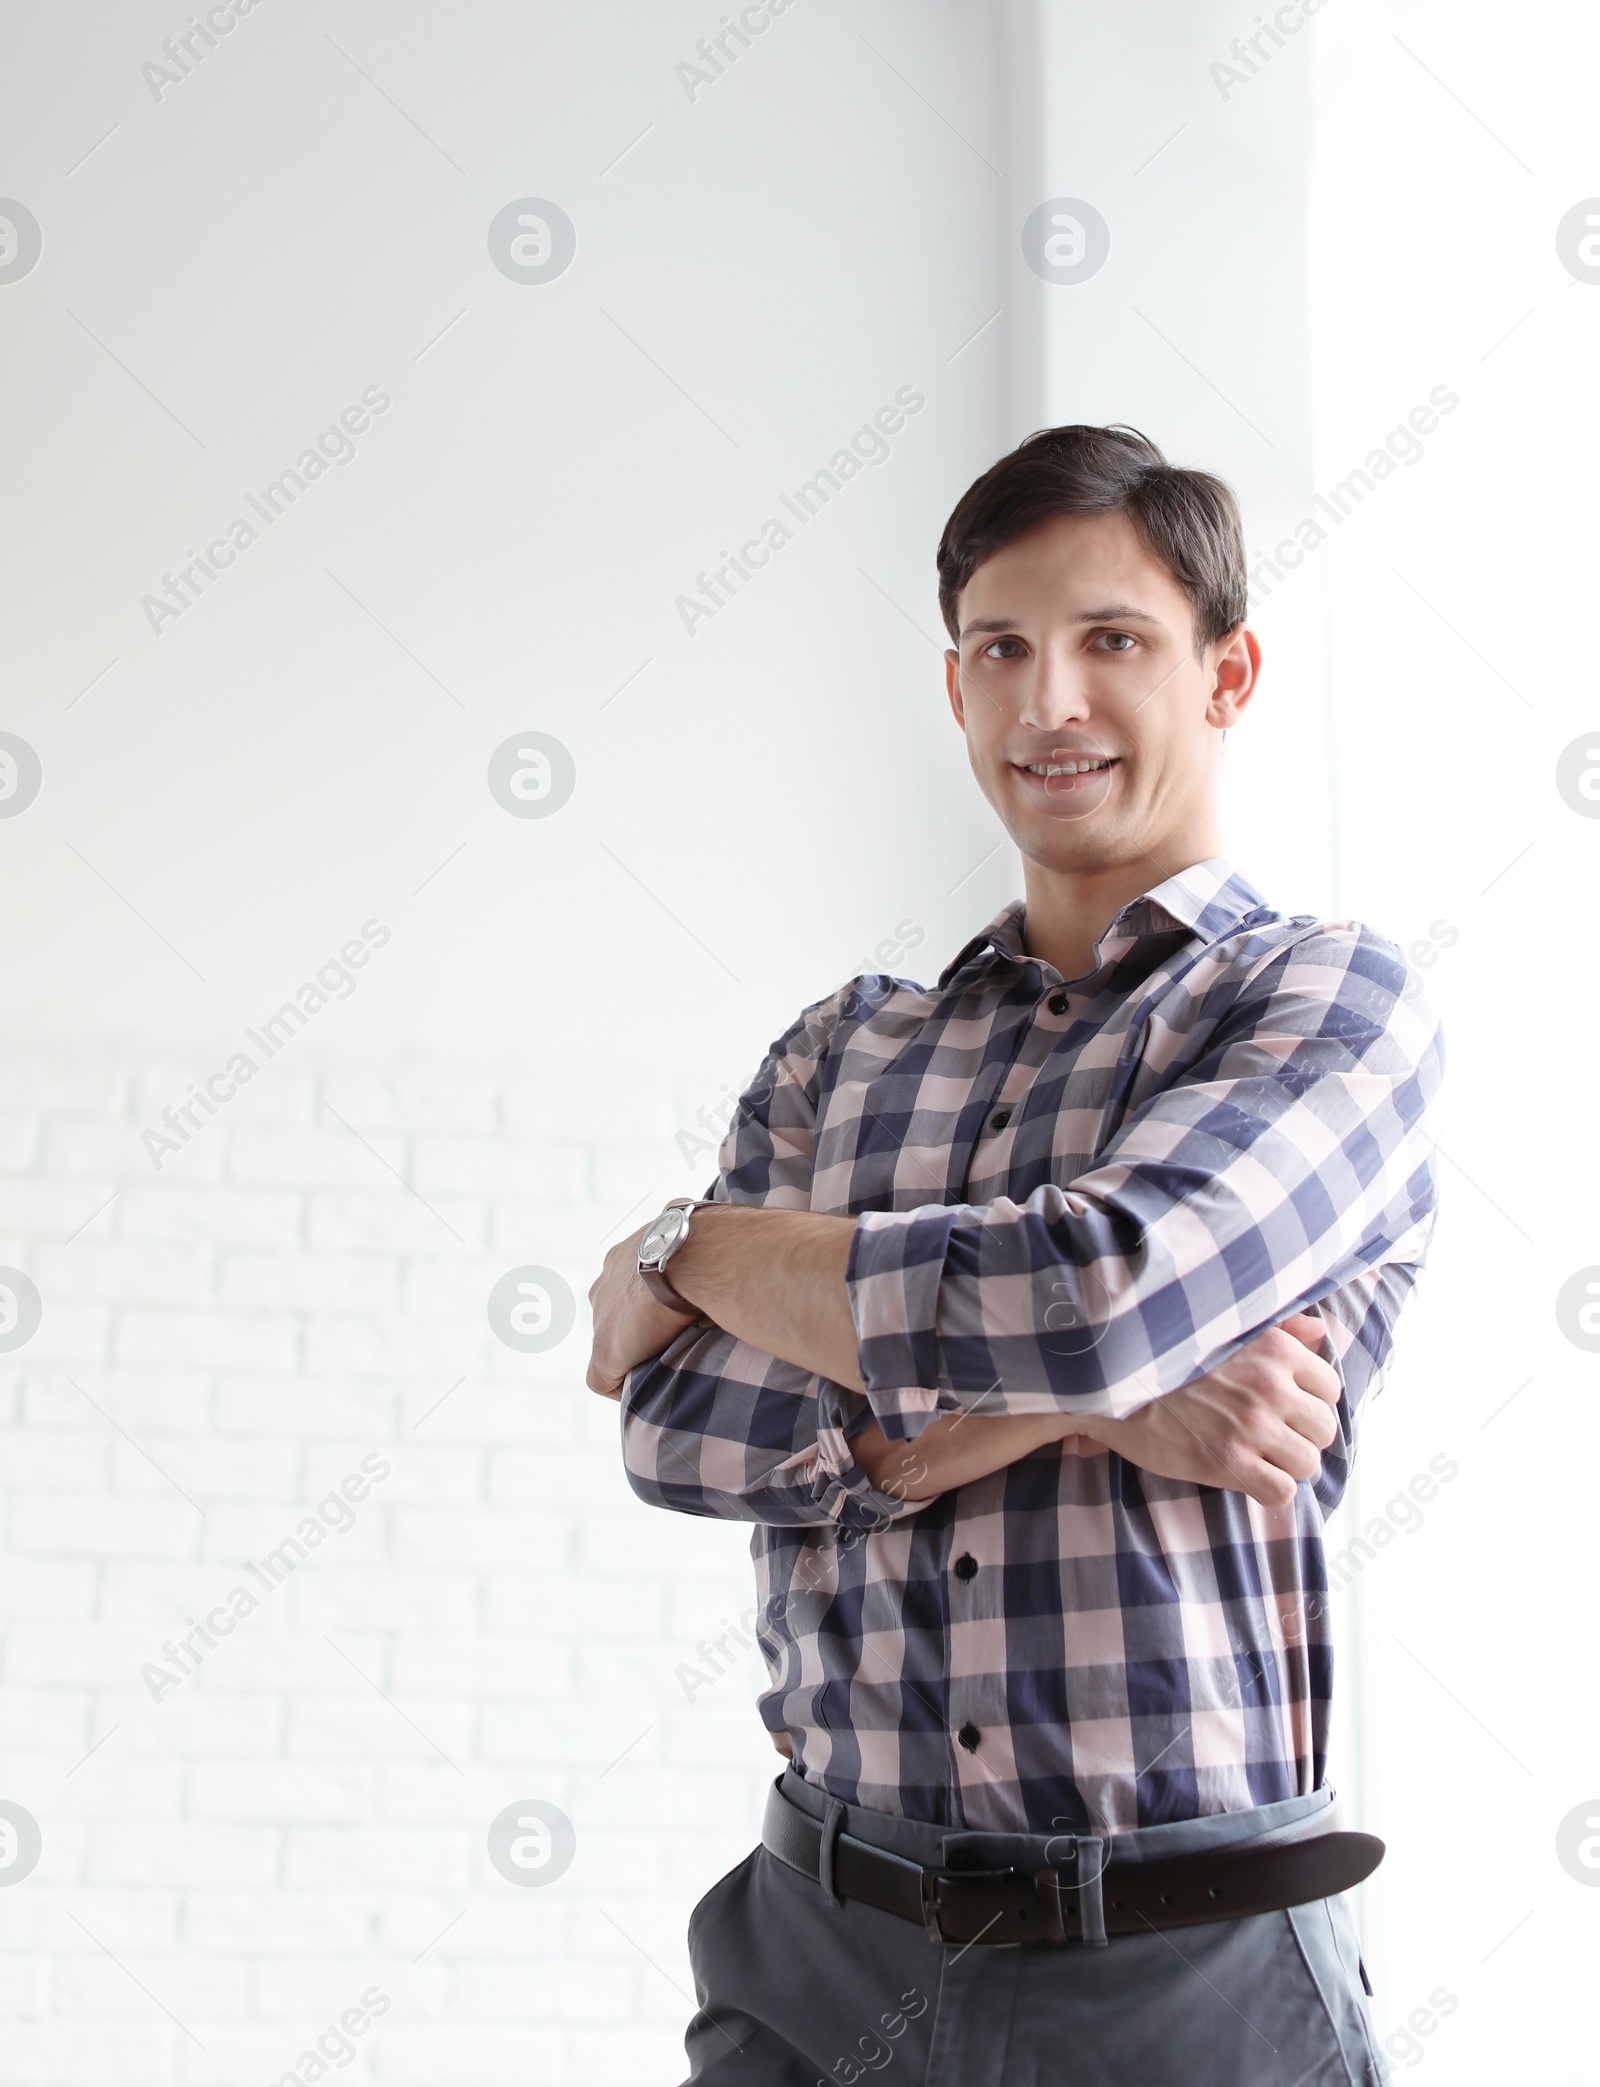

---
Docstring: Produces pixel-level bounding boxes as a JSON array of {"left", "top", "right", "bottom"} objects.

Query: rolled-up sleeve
[
  {"left": 846, "top": 926, "right": 1444, "bottom": 1439},
  {"left": 621, "top": 978, "right": 925, "bottom": 1528},
  {"left": 622, "top": 1321, "right": 923, "bottom": 1528}
]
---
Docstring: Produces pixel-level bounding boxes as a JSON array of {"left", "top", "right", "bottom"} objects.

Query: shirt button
[
  {"left": 1048, "top": 992, "right": 1070, "bottom": 1015},
  {"left": 990, "top": 1109, "right": 1011, "bottom": 1130},
  {"left": 958, "top": 1722, "right": 981, "bottom": 1752},
  {"left": 953, "top": 1553, "right": 978, "bottom": 1581}
]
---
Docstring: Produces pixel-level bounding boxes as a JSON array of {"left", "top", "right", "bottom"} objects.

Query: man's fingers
[
  {"left": 1200, "top": 1437, "right": 1297, "bottom": 1507},
  {"left": 1241, "top": 1463, "right": 1297, "bottom": 1509},
  {"left": 585, "top": 1362, "right": 622, "bottom": 1400},
  {"left": 1199, "top": 1443, "right": 1299, "bottom": 1508},
  {"left": 1260, "top": 1425, "right": 1323, "bottom": 1482},
  {"left": 1245, "top": 1321, "right": 1339, "bottom": 1405},
  {"left": 1277, "top": 1310, "right": 1326, "bottom": 1350},
  {"left": 1287, "top": 1347, "right": 1341, "bottom": 1407},
  {"left": 1279, "top": 1322, "right": 1342, "bottom": 1404},
  {"left": 1281, "top": 1386, "right": 1339, "bottom": 1450},
  {"left": 1160, "top": 1406, "right": 1285, "bottom": 1501}
]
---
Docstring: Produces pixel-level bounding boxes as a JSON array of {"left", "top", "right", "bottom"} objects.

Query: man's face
[{"left": 944, "top": 509, "right": 1258, "bottom": 877}]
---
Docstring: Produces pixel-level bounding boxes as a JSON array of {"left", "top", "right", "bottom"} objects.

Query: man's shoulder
[
  {"left": 1186, "top": 910, "right": 1445, "bottom": 1075},
  {"left": 1186, "top": 901, "right": 1414, "bottom": 997},
  {"left": 764, "top": 968, "right": 943, "bottom": 1066}
]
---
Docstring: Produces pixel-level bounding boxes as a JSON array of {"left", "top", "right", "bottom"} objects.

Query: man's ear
[
  {"left": 1205, "top": 625, "right": 1261, "bottom": 730},
  {"left": 945, "top": 649, "right": 966, "bottom": 730}
]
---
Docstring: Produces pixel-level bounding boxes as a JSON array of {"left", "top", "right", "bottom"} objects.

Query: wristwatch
[{"left": 637, "top": 1198, "right": 710, "bottom": 1310}]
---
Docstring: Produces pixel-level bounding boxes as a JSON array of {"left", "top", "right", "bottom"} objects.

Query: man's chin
[{"left": 1001, "top": 809, "right": 1127, "bottom": 876}]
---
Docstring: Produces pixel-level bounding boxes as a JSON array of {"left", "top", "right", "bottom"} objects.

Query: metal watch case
[{"left": 637, "top": 1201, "right": 697, "bottom": 1309}]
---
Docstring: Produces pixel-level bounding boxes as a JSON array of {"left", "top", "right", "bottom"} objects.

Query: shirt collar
[{"left": 937, "top": 856, "right": 1268, "bottom": 989}]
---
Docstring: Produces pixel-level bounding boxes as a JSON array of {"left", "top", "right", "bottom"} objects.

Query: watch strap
[{"left": 640, "top": 1261, "right": 693, "bottom": 1311}]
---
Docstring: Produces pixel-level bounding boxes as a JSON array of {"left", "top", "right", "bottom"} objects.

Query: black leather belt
[{"left": 762, "top": 1779, "right": 1383, "bottom": 1948}]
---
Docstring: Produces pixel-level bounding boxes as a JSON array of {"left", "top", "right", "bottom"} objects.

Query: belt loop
[
  {"left": 817, "top": 1798, "right": 847, "bottom": 1909},
  {"left": 1074, "top": 1837, "right": 1107, "bottom": 1947}
]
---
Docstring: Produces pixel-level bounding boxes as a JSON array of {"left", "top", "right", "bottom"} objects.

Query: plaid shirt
[{"left": 622, "top": 859, "right": 1443, "bottom": 1835}]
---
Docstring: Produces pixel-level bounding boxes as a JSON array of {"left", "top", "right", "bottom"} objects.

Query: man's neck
[{"left": 1019, "top": 838, "right": 1217, "bottom": 982}]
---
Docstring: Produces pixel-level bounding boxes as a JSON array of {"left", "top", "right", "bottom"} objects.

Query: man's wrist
[
  {"left": 662, "top": 1205, "right": 866, "bottom": 1392},
  {"left": 657, "top": 1200, "right": 735, "bottom": 1310},
  {"left": 636, "top": 1197, "right": 714, "bottom": 1311}
]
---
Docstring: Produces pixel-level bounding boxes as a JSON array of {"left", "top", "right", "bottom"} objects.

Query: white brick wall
[{"left": 0, "top": 1044, "right": 777, "bottom": 2086}]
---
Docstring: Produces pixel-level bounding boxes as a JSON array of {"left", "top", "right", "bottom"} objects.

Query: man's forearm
[
  {"left": 623, "top": 1206, "right": 1338, "bottom": 1512},
  {"left": 854, "top": 1409, "right": 1086, "bottom": 1500},
  {"left": 666, "top": 1205, "right": 865, "bottom": 1390},
  {"left": 659, "top": 1206, "right": 1094, "bottom": 1500}
]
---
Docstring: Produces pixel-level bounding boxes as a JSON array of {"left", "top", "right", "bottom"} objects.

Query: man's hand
[
  {"left": 1072, "top": 1312, "right": 1341, "bottom": 1509},
  {"left": 586, "top": 1226, "right": 696, "bottom": 1401},
  {"left": 853, "top": 1312, "right": 1340, "bottom": 1509}
]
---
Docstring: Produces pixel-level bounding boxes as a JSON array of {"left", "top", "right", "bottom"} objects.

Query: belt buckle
[{"left": 920, "top": 1866, "right": 1057, "bottom": 1948}]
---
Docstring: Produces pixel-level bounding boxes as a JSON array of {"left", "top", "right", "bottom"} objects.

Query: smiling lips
[{"left": 1015, "top": 754, "right": 1118, "bottom": 792}]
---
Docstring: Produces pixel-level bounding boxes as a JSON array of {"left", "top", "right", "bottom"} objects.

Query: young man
[{"left": 588, "top": 425, "right": 1442, "bottom": 2085}]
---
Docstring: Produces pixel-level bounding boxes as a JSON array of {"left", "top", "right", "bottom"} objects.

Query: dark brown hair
[{"left": 936, "top": 424, "right": 1247, "bottom": 653}]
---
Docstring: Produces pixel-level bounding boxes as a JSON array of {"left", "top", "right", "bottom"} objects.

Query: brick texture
[{"left": 0, "top": 1048, "right": 777, "bottom": 2086}]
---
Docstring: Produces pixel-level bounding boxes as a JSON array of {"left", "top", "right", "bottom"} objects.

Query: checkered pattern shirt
[{"left": 621, "top": 859, "right": 1443, "bottom": 1835}]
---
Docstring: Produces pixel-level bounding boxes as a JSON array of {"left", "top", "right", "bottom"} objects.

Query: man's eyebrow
[
  {"left": 1072, "top": 602, "right": 1166, "bottom": 626},
  {"left": 959, "top": 603, "right": 1168, "bottom": 637}
]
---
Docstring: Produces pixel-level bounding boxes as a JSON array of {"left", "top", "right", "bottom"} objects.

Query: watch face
[{"left": 639, "top": 1205, "right": 689, "bottom": 1264}]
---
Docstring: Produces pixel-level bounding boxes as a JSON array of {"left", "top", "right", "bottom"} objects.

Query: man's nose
[{"left": 1017, "top": 645, "right": 1093, "bottom": 731}]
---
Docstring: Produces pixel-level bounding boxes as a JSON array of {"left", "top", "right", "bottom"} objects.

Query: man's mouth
[{"left": 1019, "top": 757, "right": 1115, "bottom": 777}]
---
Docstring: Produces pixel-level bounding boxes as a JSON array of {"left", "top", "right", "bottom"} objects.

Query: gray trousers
[{"left": 682, "top": 1771, "right": 1386, "bottom": 2087}]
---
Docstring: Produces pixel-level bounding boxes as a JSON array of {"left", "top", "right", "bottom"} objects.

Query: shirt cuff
[
  {"left": 813, "top": 1379, "right": 925, "bottom": 1524},
  {"left": 845, "top": 1198, "right": 1110, "bottom": 1436}
]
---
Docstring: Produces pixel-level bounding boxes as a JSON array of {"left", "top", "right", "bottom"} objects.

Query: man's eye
[
  {"left": 1098, "top": 631, "right": 1136, "bottom": 652},
  {"left": 981, "top": 637, "right": 1023, "bottom": 660}
]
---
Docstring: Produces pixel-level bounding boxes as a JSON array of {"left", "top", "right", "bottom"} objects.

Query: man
[{"left": 588, "top": 424, "right": 1442, "bottom": 2085}]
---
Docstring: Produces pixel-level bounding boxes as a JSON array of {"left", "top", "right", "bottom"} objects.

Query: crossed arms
[
  {"left": 589, "top": 1204, "right": 1343, "bottom": 1508},
  {"left": 590, "top": 924, "right": 1440, "bottom": 1520}
]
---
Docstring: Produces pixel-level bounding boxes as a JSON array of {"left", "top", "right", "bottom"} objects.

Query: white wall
[
  {"left": 2, "top": 1, "right": 1590, "bottom": 2082},
  {"left": 2, "top": 3, "right": 1018, "bottom": 2080},
  {"left": 1306, "top": 3, "right": 1600, "bottom": 2080}
]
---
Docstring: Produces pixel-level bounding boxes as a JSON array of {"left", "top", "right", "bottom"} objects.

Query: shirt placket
[{"left": 942, "top": 963, "right": 1092, "bottom": 1817}]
